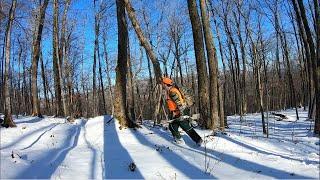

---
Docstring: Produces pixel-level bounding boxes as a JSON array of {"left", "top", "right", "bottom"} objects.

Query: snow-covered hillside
[{"left": 0, "top": 109, "right": 319, "bottom": 179}]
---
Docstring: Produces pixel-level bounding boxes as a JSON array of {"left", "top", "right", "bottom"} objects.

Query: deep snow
[{"left": 0, "top": 109, "right": 319, "bottom": 179}]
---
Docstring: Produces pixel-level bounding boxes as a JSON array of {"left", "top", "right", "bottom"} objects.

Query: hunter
[{"left": 162, "top": 77, "right": 203, "bottom": 146}]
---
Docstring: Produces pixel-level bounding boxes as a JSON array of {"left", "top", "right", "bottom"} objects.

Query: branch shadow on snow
[
  {"left": 103, "top": 116, "right": 144, "bottom": 179},
  {"left": 20, "top": 123, "right": 61, "bottom": 150},
  {"left": 146, "top": 125, "right": 313, "bottom": 179},
  {"left": 0, "top": 123, "right": 61, "bottom": 150},
  {"left": 221, "top": 135, "right": 319, "bottom": 165},
  {"left": 14, "top": 120, "right": 85, "bottom": 179},
  {"left": 194, "top": 141, "right": 313, "bottom": 179},
  {"left": 131, "top": 126, "right": 214, "bottom": 179}
]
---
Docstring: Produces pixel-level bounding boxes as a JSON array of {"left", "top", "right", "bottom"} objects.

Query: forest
[{"left": 0, "top": 0, "right": 319, "bottom": 135}]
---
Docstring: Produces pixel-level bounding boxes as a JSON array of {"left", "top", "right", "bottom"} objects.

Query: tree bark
[
  {"left": 40, "top": 51, "right": 49, "bottom": 114},
  {"left": 3, "top": 0, "right": 17, "bottom": 127},
  {"left": 199, "top": 0, "right": 219, "bottom": 130},
  {"left": 102, "top": 32, "right": 114, "bottom": 115},
  {"left": 53, "top": 0, "right": 64, "bottom": 117},
  {"left": 31, "top": 0, "right": 49, "bottom": 117},
  {"left": 313, "top": 0, "right": 320, "bottom": 134},
  {"left": 114, "top": 0, "right": 135, "bottom": 128},
  {"left": 92, "top": 0, "right": 101, "bottom": 117},
  {"left": 187, "top": 0, "right": 210, "bottom": 128},
  {"left": 127, "top": 38, "right": 136, "bottom": 121},
  {"left": 59, "top": 0, "right": 71, "bottom": 117}
]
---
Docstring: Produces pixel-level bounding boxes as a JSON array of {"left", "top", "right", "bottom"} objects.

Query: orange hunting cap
[{"left": 162, "top": 77, "right": 173, "bottom": 86}]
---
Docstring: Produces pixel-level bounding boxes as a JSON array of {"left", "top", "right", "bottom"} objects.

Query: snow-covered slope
[{"left": 0, "top": 109, "right": 319, "bottom": 179}]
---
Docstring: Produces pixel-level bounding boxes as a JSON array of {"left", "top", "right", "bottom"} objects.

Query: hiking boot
[
  {"left": 174, "top": 137, "right": 185, "bottom": 144},
  {"left": 196, "top": 138, "right": 204, "bottom": 147}
]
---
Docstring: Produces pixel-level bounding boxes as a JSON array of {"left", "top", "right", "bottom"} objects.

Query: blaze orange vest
[{"left": 166, "top": 87, "right": 185, "bottom": 112}]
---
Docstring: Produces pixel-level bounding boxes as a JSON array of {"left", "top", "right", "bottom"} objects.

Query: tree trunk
[
  {"left": 114, "top": 0, "right": 135, "bottom": 128},
  {"left": 98, "top": 39, "right": 106, "bottom": 114},
  {"left": 253, "top": 43, "right": 266, "bottom": 134},
  {"left": 102, "top": 32, "right": 114, "bottom": 115},
  {"left": 59, "top": 0, "right": 71, "bottom": 117},
  {"left": 124, "top": 0, "right": 162, "bottom": 83},
  {"left": 3, "top": 0, "right": 17, "bottom": 128},
  {"left": 233, "top": 9, "right": 247, "bottom": 114},
  {"left": 187, "top": 0, "right": 210, "bottom": 128},
  {"left": 40, "top": 51, "right": 49, "bottom": 114},
  {"left": 294, "top": 0, "right": 317, "bottom": 120},
  {"left": 199, "top": 0, "right": 219, "bottom": 130},
  {"left": 53, "top": 0, "right": 64, "bottom": 117},
  {"left": 92, "top": 0, "right": 99, "bottom": 117},
  {"left": 31, "top": 0, "right": 49, "bottom": 117},
  {"left": 314, "top": 0, "right": 320, "bottom": 134},
  {"left": 209, "top": 3, "right": 227, "bottom": 121},
  {"left": 127, "top": 39, "right": 136, "bottom": 121}
]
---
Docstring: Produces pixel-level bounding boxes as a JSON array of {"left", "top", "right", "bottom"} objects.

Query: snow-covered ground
[{"left": 0, "top": 109, "right": 319, "bottom": 179}]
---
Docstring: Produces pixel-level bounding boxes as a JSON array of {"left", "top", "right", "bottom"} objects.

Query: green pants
[{"left": 169, "top": 118, "right": 202, "bottom": 143}]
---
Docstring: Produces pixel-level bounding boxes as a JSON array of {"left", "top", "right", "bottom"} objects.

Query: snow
[{"left": 0, "top": 109, "right": 319, "bottom": 179}]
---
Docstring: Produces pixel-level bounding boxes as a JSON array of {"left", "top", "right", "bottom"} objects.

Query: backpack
[{"left": 177, "top": 86, "right": 194, "bottom": 107}]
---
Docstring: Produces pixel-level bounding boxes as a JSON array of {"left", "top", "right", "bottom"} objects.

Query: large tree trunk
[
  {"left": 93, "top": 0, "right": 99, "bottom": 117},
  {"left": 114, "top": 0, "right": 135, "bottom": 128},
  {"left": 314, "top": 0, "right": 320, "bottom": 134},
  {"left": 31, "top": 0, "right": 49, "bottom": 117},
  {"left": 53, "top": 0, "right": 64, "bottom": 117},
  {"left": 199, "top": 0, "right": 219, "bottom": 130},
  {"left": 295, "top": 0, "right": 317, "bottom": 118},
  {"left": 187, "top": 0, "right": 210, "bottom": 128},
  {"left": 3, "top": 0, "right": 17, "bottom": 128}
]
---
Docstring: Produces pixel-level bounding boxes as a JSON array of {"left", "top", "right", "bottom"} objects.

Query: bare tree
[
  {"left": 187, "top": 0, "right": 210, "bottom": 128},
  {"left": 53, "top": 0, "right": 64, "bottom": 117},
  {"left": 199, "top": 0, "right": 219, "bottom": 130},
  {"left": 3, "top": 0, "right": 17, "bottom": 128},
  {"left": 124, "top": 0, "right": 162, "bottom": 83},
  {"left": 114, "top": 0, "right": 135, "bottom": 128},
  {"left": 31, "top": 0, "right": 49, "bottom": 117}
]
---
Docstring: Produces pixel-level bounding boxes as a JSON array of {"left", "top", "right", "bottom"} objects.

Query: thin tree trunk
[
  {"left": 53, "top": 0, "right": 64, "bottom": 117},
  {"left": 98, "top": 41, "right": 106, "bottom": 114},
  {"left": 233, "top": 9, "right": 247, "bottom": 114},
  {"left": 102, "top": 32, "right": 114, "bottom": 115},
  {"left": 124, "top": 0, "right": 162, "bottom": 83},
  {"left": 3, "top": 0, "right": 17, "bottom": 127},
  {"left": 59, "top": 0, "right": 71, "bottom": 117},
  {"left": 92, "top": 0, "right": 100, "bottom": 117},
  {"left": 40, "top": 50, "right": 49, "bottom": 114},
  {"left": 127, "top": 38, "right": 135, "bottom": 121},
  {"left": 209, "top": 3, "right": 227, "bottom": 122}
]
